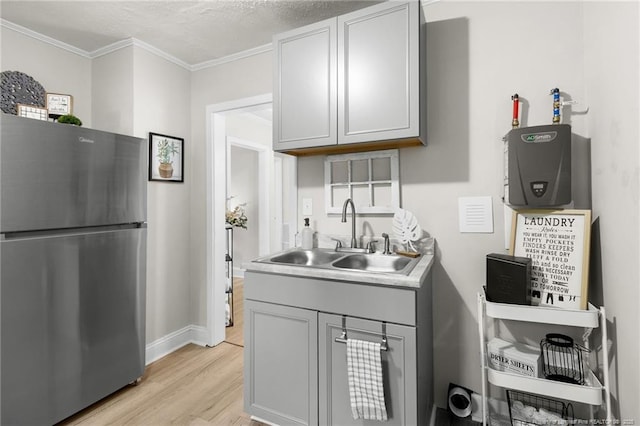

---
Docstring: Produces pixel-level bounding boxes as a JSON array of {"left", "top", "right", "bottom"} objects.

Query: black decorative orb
[{"left": 1, "top": 71, "right": 46, "bottom": 114}]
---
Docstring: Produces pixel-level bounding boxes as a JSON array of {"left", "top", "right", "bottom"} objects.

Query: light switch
[
  {"left": 302, "top": 198, "right": 313, "bottom": 216},
  {"left": 458, "top": 196, "right": 493, "bottom": 233}
]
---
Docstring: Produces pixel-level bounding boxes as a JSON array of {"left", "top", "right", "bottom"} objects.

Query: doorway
[{"left": 205, "top": 94, "right": 297, "bottom": 347}]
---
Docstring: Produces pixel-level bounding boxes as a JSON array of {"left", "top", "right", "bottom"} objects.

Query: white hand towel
[{"left": 346, "top": 338, "right": 388, "bottom": 421}]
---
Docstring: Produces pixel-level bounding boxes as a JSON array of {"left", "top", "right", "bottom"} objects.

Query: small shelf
[
  {"left": 478, "top": 292, "right": 611, "bottom": 425},
  {"left": 486, "top": 366, "right": 604, "bottom": 406},
  {"left": 485, "top": 299, "right": 600, "bottom": 328}
]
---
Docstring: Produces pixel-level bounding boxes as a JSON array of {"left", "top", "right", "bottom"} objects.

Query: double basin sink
[{"left": 255, "top": 248, "right": 420, "bottom": 275}]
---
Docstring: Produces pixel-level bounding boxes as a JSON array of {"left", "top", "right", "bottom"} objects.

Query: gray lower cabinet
[
  {"left": 243, "top": 269, "right": 433, "bottom": 426},
  {"left": 318, "top": 313, "right": 418, "bottom": 426},
  {"left": 244, "top": 300, "right": 318, "bottom": 426}
]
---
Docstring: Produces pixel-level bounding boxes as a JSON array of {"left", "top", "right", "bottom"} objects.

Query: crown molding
[
  {"left": 1, "top": 18, "right": 272, "bottom": 72},
  {"left": 88, "top": 38, "right": 132, "bottom": 59},
  {"left": 190, "top": 43, "right": 273, "bottom": 72},
  {"left": 129, "top": 38, "right": 192, "bottom": 70},
  {"left": 1, "top": 18, "right": 91, "bottom": 58}
]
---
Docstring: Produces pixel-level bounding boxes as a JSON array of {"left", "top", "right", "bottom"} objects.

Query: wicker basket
[{"left": 507, "top": 390, "right": 573, "bottom": 425}]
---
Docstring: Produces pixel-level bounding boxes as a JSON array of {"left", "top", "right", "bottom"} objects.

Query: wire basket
[
  {"left": 540, "top": 333, "right": 589, "bottom": 385},
  {"left": 507, "top": 390, "right": 574, "bottom": 425}
]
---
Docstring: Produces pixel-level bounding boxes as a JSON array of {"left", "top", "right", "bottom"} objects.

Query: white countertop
[{"left": 244, "top": 248, "right": 434, "bottom": 289}]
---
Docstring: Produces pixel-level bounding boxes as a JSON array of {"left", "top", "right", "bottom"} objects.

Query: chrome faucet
[{"left": 341, "top": 198, "right": 357, "bottom": 248}]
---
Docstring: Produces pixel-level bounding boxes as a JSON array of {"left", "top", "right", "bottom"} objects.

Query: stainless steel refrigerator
[{"left": 1, "top": 113, "right": 147, "bottom": 425}]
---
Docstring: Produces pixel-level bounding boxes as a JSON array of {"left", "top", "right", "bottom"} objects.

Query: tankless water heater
[{"left": 507, "top": 124, "right": 571, "bottom": 207}]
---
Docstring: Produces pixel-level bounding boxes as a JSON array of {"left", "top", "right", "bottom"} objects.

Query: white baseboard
[
  {"left": 233, "top": 266, "right": 245, "bottom": 278},
  {"left": 145, "top": 324, "right": 210, "bottom": 365}
]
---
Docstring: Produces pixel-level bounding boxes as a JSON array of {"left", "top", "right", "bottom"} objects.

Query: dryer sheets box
[{"left": 487, "top": 337, "right": 541, "bottom": 378}]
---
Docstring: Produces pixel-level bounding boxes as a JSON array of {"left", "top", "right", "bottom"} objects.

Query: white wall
[
  {"left": 226, "top": 112, "right": 274, "bottom": 271},
  {"left": 2, "top": 1, "right": 638, "bottom": 420},
  {"left": 93, "top": 45, "right": 193, "bottom": 344},
  {"left": 132, "top": 47, "right": 192, "bottom": 343},
  {"left": 1, "top": 26, "right": 92, "bottom": 126},
  {"left": 229, "top": 145, "right": 260, "bottom": 269},
  {"left": 226, "top": 111, "right": 272, "bottom": 145},
  {"left": 92, "top": 47, "right": 134, "bottom": 133},
  {"left": 583, "top": 2, "right": 639, "bottom": 420},
  {"left": 189, "top": 51, "right": 273, "bottom": 326},
  {"left": 295, "top": 1, "right": 638, "bottom": 420},
  {"left": 1, "top": 29, "right": 193, "bottom": 349}
]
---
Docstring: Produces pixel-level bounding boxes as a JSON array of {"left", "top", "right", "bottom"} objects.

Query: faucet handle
[
  {"left": 366, "top": 240, "right": 378, "bottom": 253},
  {"left": 334, "top": 240, "right": 343, "bottom": 250},
  {"left": 381, "top": 233, "right": 391, "bottom": 255}
]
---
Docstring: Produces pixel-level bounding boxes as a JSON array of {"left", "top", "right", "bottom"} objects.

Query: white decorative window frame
[{"left": 324, "top": 149, "right": 400, "bottom": 215}]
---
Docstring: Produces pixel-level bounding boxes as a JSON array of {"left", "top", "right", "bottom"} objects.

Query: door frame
[{"left": 205, "top": 94, "right": 286, "bottom": 346}]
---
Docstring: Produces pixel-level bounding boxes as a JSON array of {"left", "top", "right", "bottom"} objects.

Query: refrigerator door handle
[{"left": 1, "top": 222, "right": 147, "bottom": 241}]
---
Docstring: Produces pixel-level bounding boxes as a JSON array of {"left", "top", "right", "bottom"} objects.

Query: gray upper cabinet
[
  {"left": 273, "top": 1, "right": 425, "bottom": 155},
  {"left": 273, "top": 18, "right": 337, "bottom": 150},
  {"left": 338, "top": 1, "right": 421, "bottom": 145}
]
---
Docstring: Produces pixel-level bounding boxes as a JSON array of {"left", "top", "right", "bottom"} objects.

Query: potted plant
[
  {"left": 57, "top": 114, "right": 82, "bottom": 126},
  {"left": 225, "top": 196, "right": 248, "bottom": 229},
  {"left": 157, "top": 138, "right": 180, "bottom": 178}
]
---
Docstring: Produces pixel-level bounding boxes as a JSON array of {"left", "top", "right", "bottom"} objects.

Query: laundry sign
[{"left": 510, "top": 209, "right": 591, "bottom": 310}]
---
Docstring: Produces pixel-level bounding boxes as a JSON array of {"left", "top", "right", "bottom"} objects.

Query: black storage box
[{"left": 486, "top": 253, "right": 531, "bottom": 305}]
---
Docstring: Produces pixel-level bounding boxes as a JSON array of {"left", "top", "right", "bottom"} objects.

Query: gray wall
[
  {"left": 0, "top": 25, "right": 92, "bottom": 125},
  {"left": 583, "top": 2, "right": 639, "bottom": 415},
  {"left": 293, "top": 1, "right": 639, "bottom": 418},
  {"left": 2, "top": 1, "right": 638, "bottom": 420},
  {"left": 1, "top": 29, "right": 193, "bottom": 347},
  {"left": 132, "top": 47, "right": 192, "bottom": 345},
  {"left": 226, "top": 111, "right": 274, "bottom": 271},
  {"left": 189, "top": 51, "right": 273, "bottom": 326}
]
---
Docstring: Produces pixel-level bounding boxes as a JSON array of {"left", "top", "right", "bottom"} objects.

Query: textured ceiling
[{"left": 1, "top": 0, "right": 385, "bottom": 66}]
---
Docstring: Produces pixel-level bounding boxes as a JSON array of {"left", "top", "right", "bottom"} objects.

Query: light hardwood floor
[{"left": 59, "top": 279, "right": 261, "bottom": 426}]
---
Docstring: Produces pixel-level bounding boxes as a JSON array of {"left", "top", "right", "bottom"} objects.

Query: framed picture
[
  {"left": 17, "top": 104, "right": 48, "bottom": 120},
  {"left": 510, "top": 209, "right": 591, "bottom": 310},
  {"left": 149, "top": 132, "right": 184, "bottom": 182},
  {"left": 46, "top": 93, "right": 73, "bottom": 116}
]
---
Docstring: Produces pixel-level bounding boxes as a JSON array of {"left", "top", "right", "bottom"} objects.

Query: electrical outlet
[{"left": 302, "top": 198, "right": 313, "bottom": 216}]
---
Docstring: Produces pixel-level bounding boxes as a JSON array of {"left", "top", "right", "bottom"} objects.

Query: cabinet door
[
  {"left": 338, "top": 1, "right": 420, "bottom": 145},
  {"left": 273, "top": 18, "right": 337, "bottom": 151},
  {"left": 244, "top": 300, "right": 318, "bottom": 425},
  {"left": 318, "top": 313, "right": 417, "bottom": 426}
]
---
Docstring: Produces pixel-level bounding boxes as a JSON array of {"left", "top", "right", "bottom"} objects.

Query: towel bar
[{"left": 334, "top": 316, "right": 388, "bottom": 351}]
